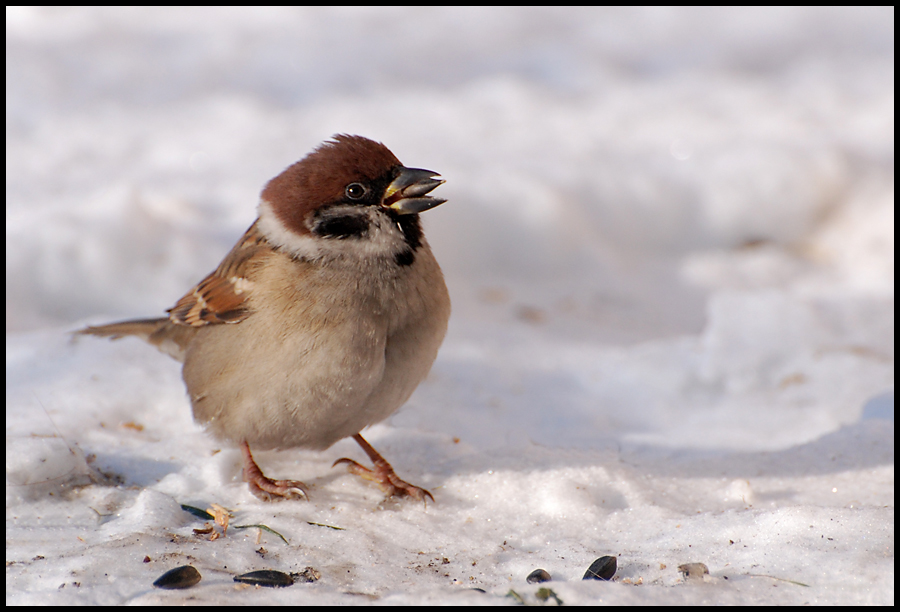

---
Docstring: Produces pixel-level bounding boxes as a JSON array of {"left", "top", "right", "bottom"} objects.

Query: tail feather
[{"left": 77, "top": 318, "right": 194, "bottom": 362}]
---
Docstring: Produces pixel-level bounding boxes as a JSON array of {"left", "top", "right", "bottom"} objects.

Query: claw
[
  {"left": 247, "top": 477, "right": 308, "bottom": 502},
  {"left": 334, "top": 434, "right": 434, "bottom": 504}
]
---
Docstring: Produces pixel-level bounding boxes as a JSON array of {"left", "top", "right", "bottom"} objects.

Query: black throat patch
[{"left": 393, "top": 214, "right": 422, "bottom": 266}]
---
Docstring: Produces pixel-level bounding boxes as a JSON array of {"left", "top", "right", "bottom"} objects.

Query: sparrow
[{"left": 78, "top": 134, "right": 451, "bottom": 503}]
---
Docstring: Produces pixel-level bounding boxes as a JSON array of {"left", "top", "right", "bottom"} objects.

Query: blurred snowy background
[{"left": 6, "top": 7, "right": 893, "bottom": 605}]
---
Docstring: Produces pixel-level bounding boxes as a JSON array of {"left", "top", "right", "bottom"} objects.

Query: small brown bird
[{"left": 79, "top": 135, "right": 450, "bottom": 503}]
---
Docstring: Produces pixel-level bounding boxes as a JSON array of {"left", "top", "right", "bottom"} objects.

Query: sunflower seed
[
  {"left": 233, "top": 569, "right": 295, "bottom": 587},
  {"left": 153, "top": 565, "right": 201, "bottom": 589},
  {"left": 583, "top": 555, "right": 617, "bottom": 581},
  {"left": 526, "top": 568, "right": 552, "bottom": 584}
]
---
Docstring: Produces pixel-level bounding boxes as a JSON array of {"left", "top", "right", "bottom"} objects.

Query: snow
[{"left": 6, "top": 6, "right": 894, "bottom": 605}]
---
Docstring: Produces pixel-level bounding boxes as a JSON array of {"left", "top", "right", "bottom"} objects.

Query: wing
[{"left": 168, "top": 220, "right": 272, "bottom": 327}]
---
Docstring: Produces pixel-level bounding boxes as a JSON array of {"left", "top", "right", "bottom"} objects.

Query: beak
[{"left": 383, "top": 167, "right": 446, "bottom": 215}]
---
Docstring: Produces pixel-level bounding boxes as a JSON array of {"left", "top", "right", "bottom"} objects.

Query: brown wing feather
[{"left": 168, "top": 220, "right": 271, "bottom": 327}]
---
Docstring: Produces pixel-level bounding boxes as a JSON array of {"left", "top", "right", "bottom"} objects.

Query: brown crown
[{"left": 261, "top": 134, "right": 402, "bottom": 235}]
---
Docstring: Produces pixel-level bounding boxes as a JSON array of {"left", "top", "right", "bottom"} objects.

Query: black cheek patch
[{"left": 312, "top": 212, "right": 370, "bottom": 239}]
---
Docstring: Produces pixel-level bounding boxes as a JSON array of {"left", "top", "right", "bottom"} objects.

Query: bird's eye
[{"left": 345, "top": 183, "right": 368, "bottom": 200}]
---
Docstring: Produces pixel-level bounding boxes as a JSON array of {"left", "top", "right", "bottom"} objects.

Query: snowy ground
[{"left": 6, "top": 7, "right": 894, "bottom": 605}]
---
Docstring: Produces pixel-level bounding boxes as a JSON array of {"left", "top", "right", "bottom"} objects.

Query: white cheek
[
  {"left": 257, "top": 198, "right": 408, "bottom": 262},
  {"left": 257, "top": 198, "right": 321, "bottom": 259}
]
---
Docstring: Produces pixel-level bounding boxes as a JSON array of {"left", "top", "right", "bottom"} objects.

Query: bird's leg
[
  {"left": 240, "top": 441, "right": 308, "bottom": 501},
  {"left": 333, "top": 434, "right": 434, "bottom": 504}
]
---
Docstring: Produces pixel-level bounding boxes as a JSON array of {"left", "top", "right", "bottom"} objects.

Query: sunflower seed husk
[
  {"left": 678, "top": 562, "right": 709, "bottom": 579},
  {"left": 292, "top": 566, "right": 321, "bottom": 583}
]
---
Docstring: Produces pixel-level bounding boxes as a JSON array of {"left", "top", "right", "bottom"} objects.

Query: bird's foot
[
  {"left": 241, "top": 441, "right": 308, "bottom": 501},
  {"left": 333, "top": 434, "right": 434, "bottom": 504}
]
